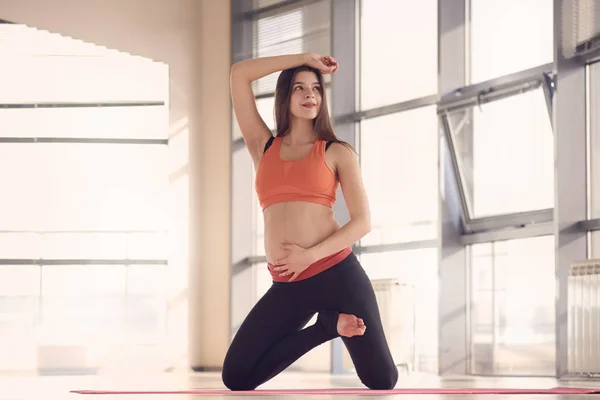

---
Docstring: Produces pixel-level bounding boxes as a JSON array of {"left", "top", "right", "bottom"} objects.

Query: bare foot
[{"left": 337, "top": 313, "right": 367, "bottom": 338}]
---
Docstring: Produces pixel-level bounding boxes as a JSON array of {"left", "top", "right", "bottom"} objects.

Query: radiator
[
  {"left": 371, "top": 279, "right": 417, "bottom": 371},
  {"left": 568, "top": 260, "right": 600, "bottom": 376}
]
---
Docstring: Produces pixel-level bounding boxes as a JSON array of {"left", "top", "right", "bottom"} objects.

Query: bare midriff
[{"left": 263, "top": 201, "right": 351, "bottom": 282}]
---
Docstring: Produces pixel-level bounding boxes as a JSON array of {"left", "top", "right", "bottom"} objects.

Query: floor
[{"left": 1, "top": 371, "right": 600, "bottom": 400}]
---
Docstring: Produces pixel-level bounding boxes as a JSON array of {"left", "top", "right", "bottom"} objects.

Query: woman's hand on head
[{"left": 304, "top": 52, "right": 339, "bottom": 74}]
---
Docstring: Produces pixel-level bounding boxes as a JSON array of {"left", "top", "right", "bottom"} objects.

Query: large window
[
  {"left": 590, "top": 62, "right": 600, "bottom": 220},
  {"left": 0, "top": 144, "right": 169, "bottom": 232},
  {"left": 590, "top": 62, "right": 600, "bottom": 257},
  {"left": 469, "top": 236, "right": 555, "bottom": 376},
  {"left": 469, "top": 0, "right": 553, "bottom": 84},
  {"left": 359, "top": 0, "right": 437, "bottom": 109},
  {"left": 360, "top": 106, "right": 438, "bottom": 245},
  {"left": 253, "top": 0, "right": 331, "bottom": 96},
  {"left": 446, "top": 88, "right": 554, "bottom": 218},
  {"left": 0, "top": 24, "right": 169, "bottom": 372},
  {"left": 0, "top": 265, "right": 39, "bottom": 370},
  {"left": 359, "top": 248, "right": 439, "bottom": 373}
]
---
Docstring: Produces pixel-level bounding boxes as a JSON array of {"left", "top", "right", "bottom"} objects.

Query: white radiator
[
  {"left": 371, "top": 279, "right": 416, "bottom": 371},
  {"left": 568, "top": 260, "right": 600, "bottom": 376}
]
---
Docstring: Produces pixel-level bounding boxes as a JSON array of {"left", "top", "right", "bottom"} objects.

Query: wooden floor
[{"left": 1, "top": 371, "right": 599, "bottom": 399}]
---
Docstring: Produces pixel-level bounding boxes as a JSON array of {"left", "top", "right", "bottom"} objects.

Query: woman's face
[{"left": 288, "top": 70, "right": 322, "bottom": 121}]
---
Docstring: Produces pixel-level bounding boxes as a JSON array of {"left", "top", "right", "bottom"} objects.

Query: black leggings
[{"left": 221, "top": 252, "right": 398, "bottom": 390}]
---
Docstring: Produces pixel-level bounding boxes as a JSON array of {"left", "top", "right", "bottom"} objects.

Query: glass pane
[
  {"left": 253, "top": 0, "right": 287, "bottom": 8},
  {"left": 256, "top": 96, "right": 276, "bottom": 130},
  {"left": 469, "top": 236, "right": 556, "bottom": 376},
  {"left": 592, "top": 232, "right": 600, "bottom": 259},
  {"left": 126, "top": 232, "right": 169, "bottom": 259},
  {"left": 590, "top": 62, "right": 600, "bottom": 219},
  {"left": 0, "top": 144, "right": 169, "bottom": 231},
  {"left": 126, "top": 266, "right": 166, "bottom": 339},
  {"left": 41, "top": 265, "right": 126, "bottom": 297},
  {"left": 254, "top": 186, "right": 265, "bottom": 257},
  {"left": 0, "top": 233, "right": 41, "bottom": 258},
  {"left": 253, "top": 0, "right": 331, "bottom": 95},
  {"left": 0, "top": 106, "right": 168, "bottom": 139},
  {"left": 360, "top": 107, "right": 438, "bottom": 245},
  {"left": 0, "top": 266, "right": 39, "bottom": 371},
  {"left": 469, "top": 243, "right": 496, "bottom": 375},
  {"left": 360, "top": 0, "right": 437, "bottom": 109},
  {"left": 127, "top": 265, "right": 167, "bottom": 296},
  {"left": 449, "top": 88, "right": 554, "bottom": 217},
  {"left": 592, "top": 59, "right": 600, "bottom": 263},
  {"left": 39, "top": 266, "right": 126, "bottom": 344},
  {"left": 39, "top": 233, "right": 127, "bottom": 259},
  {"left": 470, "top": 0, "right": 553, "bottom": 83},
  {"left": 253, "top": 263, "right": 272, "bottom": 303},
  {"left": 359, "top": 248, "right": 439, "bottom": 373}
]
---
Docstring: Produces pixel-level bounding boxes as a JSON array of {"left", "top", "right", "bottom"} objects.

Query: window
[
  {"left": 446, "top": 88, "right": 554, "bottom": 218},
  {"left": 360, "top": 106, "right": 438, "bottom": 245},
  {"left": 0, "top": 23, "right": 170, "bottom": 372},
  {"left": 126, "top": 265, "right": 167, "bottom": 340},
  {"left": 359, "top": 248, "right": 439, "bottom": 373},
  {"left": 256, "top": 96, "right": 276, "bottom": 130},
  {"left": 360, "top": 0, "right": 437, "bottom": 109},
  {"left": 253, "top": 0, "right": 287, "bottom": 9},
  {"left": 590, "top": 62, "right": 600, "bottom": 219},
  {"left": 470, "top": 0, "right": 553, "bottom": 83},
  {"left": 590, "top": 62, "right": 600, "bottom": 258},
  {"left": 0, "top": 144, "right": 169, "bottom": 233},
  {"left": 469, "top": 236, "right": 555, "bottom": 376},
  {"left": 253, "top": 0, "right": 331, "bottom": 96},
  {"left": 0, "top": 265, "right": 40, "bottom": 370},
  {"left": 39, "top": 265, "right": 126, "bottom": 344},
  {"left": 253, "top": 262, "right": 272, "bottom": 302},
  {"left": 253, "top": 169, "right": 265, "bottom": 256},
  {"left": 0, "top": 106, "right": 168, "bottom": 139}
]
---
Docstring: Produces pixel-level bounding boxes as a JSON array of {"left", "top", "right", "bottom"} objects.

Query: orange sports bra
[{"left": 255, "top": 136, "right": 338, "bottom": 210}]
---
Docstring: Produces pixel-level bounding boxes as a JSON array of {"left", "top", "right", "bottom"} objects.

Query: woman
[{"left": 222, "top": 52, "right": 398, "bottom": 391}]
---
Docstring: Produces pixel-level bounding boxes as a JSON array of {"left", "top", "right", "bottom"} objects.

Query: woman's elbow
[{"left": 230, "top": 62, "right": 244, "bottom": 80}]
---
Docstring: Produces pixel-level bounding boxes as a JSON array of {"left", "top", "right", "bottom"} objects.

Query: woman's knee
[
  {"left": 361, "top": 364, "right": 399, "bottom": 390},
  {"left": 221, "top": 351, "right": 257, "bottom": 391},
  {"left": 221, "top": 362, "right": 256, "bottom": 391}
]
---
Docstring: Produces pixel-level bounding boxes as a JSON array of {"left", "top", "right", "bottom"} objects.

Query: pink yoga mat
[{"left": 70, "top": 387, "right": 600, "bottom": 395}]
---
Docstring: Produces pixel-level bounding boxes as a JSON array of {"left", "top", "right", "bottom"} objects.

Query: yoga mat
[{"left": 70, "top": 387, "right": 600, "bottom": 395}]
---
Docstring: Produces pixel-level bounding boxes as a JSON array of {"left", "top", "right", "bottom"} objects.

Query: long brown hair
[{"left": 274, "top": 65, "right": 354, "bottom": 151}]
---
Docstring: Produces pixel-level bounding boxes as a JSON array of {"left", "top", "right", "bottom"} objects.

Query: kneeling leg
[{"left": 222, "top": 285, "right": 339, "bottom": 390}]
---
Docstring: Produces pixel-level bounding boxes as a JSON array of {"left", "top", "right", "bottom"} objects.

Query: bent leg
[
  {"left": 222, "top": 284, "right": 338, "bottom": 391},
  {"left": 336, "top": 261, "right": 399, "bottom": 389}
]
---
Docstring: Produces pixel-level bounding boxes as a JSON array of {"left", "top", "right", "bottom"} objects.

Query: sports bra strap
[
  {"left": 263, "top": 136, "right": 275, "bottom": 153},
  {"left": 325, "top": 141, "right": 333, "bottom": 151}
]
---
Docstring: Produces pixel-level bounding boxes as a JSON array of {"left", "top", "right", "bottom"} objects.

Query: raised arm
[
  {"left": 230, "top": 53, "right": 337, "bottom": 167},
  {"left": 230, "top": 54, "right": 306, "bottom": 166}
]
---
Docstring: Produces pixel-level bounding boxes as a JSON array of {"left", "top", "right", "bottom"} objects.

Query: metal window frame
[
  {"left": 0, "top": 101, "right": 165, "bottom": 109},
  {"left": 230, "top": 0, "right": 600, "bottom": 380},
  {"left": 1, "top": 101, "right": 168, "bottom": 144},
  {"left": 0, "top": 258, "right": 167, "bottom": 266},
  {"left": 574, "top": 32, "right": 600, "bottom": 65},
  {"left": 243, "top": 0, "right": 324, "bottom": 19},
  {"left": 0, "top": 137, "right": 168, "bottom": 145},
  {"left": 438, "top": 63, "right": 556, "bottom": 235}
]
